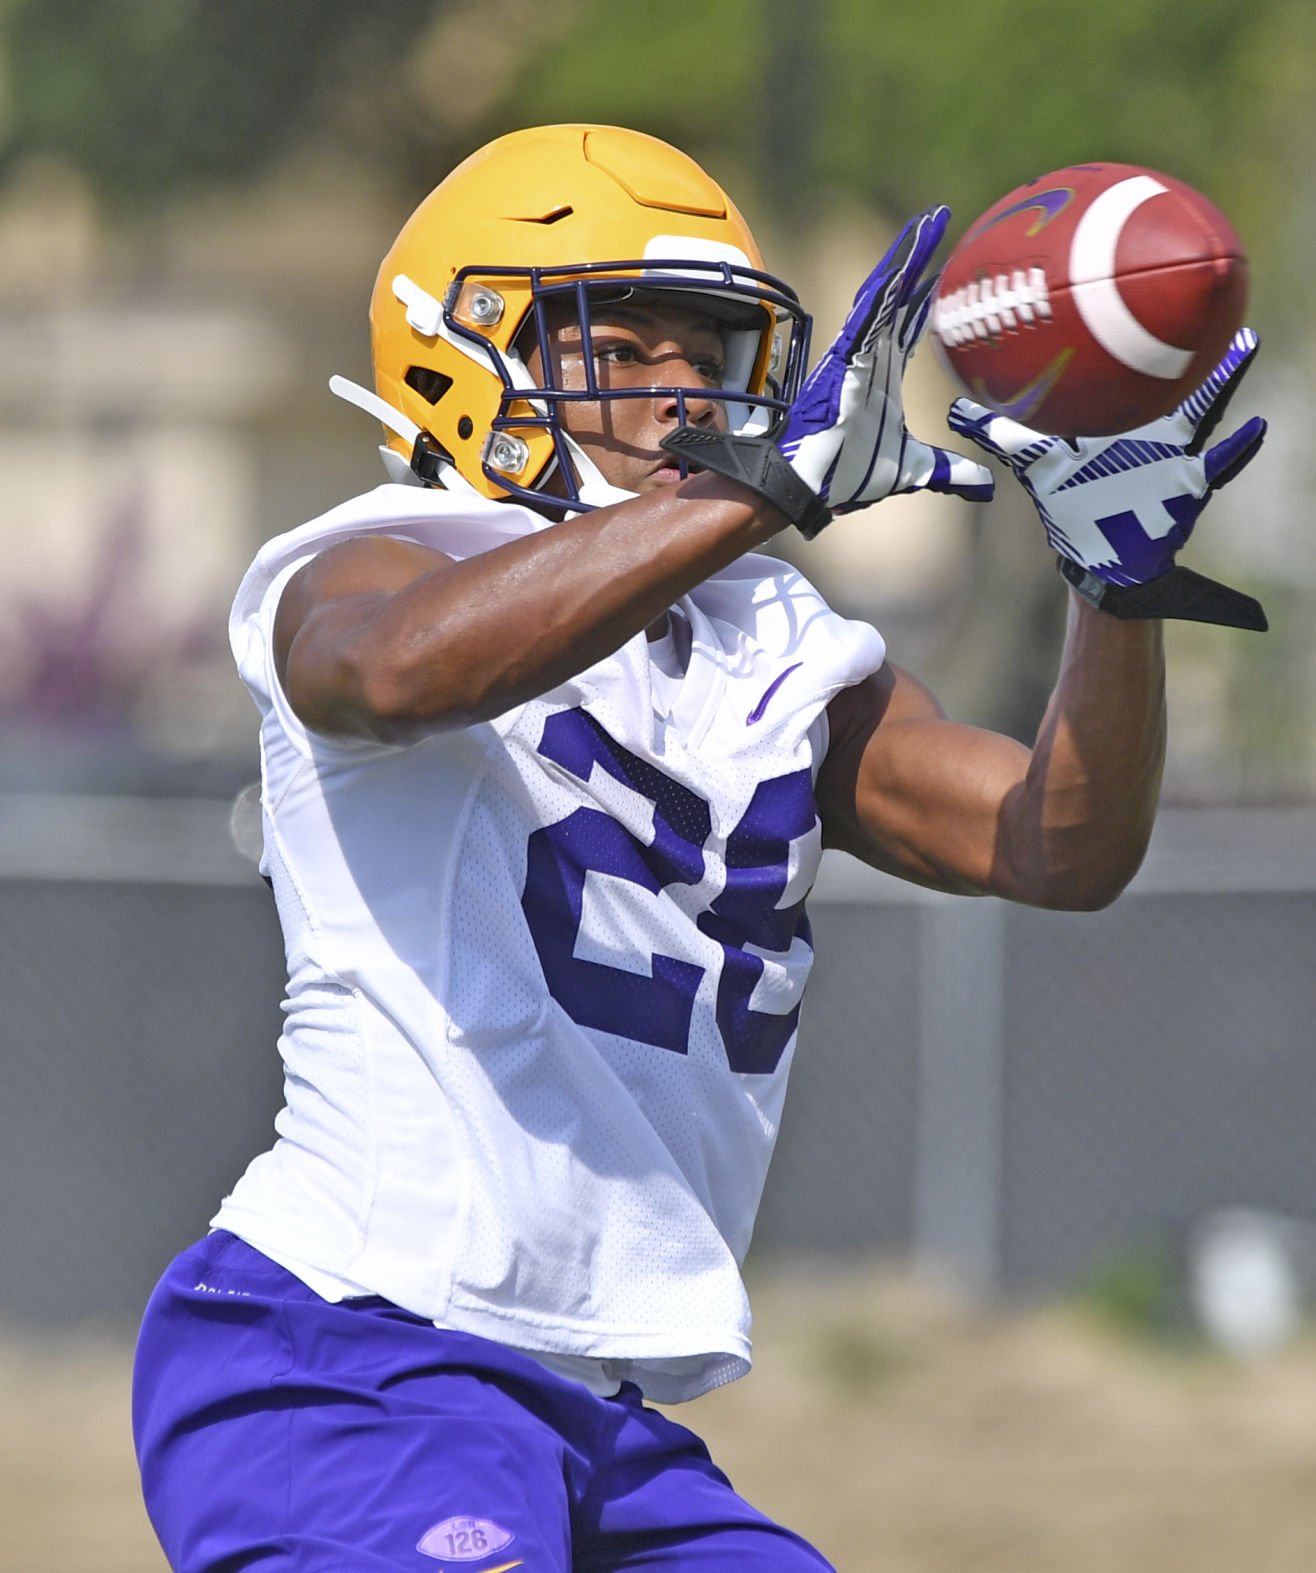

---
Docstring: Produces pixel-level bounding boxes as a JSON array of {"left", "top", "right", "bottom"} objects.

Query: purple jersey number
[
  {"left": 522, "top": 708, "right": 816, "bottom": 1074},
  {"left": 698, "top": 771, "right": 816, "bottom": 1074}
]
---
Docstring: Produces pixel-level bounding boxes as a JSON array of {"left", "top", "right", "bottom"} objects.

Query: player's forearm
[
  {"left": 339, "top": 475, "right": 786, "bottom": 739},
  {"left": 1002, "top": 593, "right": 1166, "bottom": 909}
]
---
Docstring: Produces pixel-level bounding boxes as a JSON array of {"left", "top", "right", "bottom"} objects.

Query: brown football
[{"left": 931, "top": 162, "right": 1248, "bottom": 437}]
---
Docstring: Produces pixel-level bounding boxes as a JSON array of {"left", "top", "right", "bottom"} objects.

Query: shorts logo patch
[{"left": 416, "top": 1515, "right": 516, "bottom": 1563}]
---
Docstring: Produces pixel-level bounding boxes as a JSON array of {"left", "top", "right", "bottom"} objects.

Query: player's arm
[
  {"left": 273, "top": 472, "right": 787, "bottom": 744},
  {"left": 818, "top": 330, "right": 1267, "bottom": 911},
  {"left": 817, "top": 607, "right": 1165, "bottom": 910}
]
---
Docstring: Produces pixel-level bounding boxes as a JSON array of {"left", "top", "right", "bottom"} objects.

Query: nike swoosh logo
[
  {"left": 969, "top": 187, "right": 1074, "bottom": 241},
  {"left": 974, "top": 349, "right": 1074, "bottom": 423},
  {"left": 747, "top": 662, "right": 802, "bottom": 725},
  {"left": 476, "top": 1563, "right": 523, "bottom": 1573}
]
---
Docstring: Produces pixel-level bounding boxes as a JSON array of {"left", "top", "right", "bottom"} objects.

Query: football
[{"left": 930, "top": 162, "right": 1248, "bottom": 437}]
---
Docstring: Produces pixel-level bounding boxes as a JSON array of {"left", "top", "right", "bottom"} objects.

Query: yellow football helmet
[{"left": 332, "top": 124, "right": 811, "bottom": 512}]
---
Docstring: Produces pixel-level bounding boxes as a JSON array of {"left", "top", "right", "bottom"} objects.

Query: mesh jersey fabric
[{"left": 214, "top": 483, "right": 885, "bottom": 1403}]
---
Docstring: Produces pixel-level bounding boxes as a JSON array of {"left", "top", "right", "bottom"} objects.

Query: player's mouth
[{"left": 644, "top": 455, "right": 705, "bottom": 487}]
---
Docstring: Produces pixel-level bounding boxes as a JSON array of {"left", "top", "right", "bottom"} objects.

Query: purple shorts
[{"left": 133, "top": 1233, "right": 835, "bottom": 1571}]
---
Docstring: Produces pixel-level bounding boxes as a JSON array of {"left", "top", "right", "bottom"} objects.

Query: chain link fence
[{"left": 3, "top": 796, "right": 1314, "bottom": 1325}]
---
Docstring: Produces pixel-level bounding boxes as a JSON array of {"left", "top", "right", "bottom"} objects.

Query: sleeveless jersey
[{"left": 214, "top": 482, "right": 885, "bottom": 1403}]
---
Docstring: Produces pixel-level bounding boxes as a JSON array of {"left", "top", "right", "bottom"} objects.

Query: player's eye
[
  {"left": 591, "top": 337, "right": 725, "bottom": 386},
  {"left": 593, "top": 342, "right": 638, "bottom": 366}
]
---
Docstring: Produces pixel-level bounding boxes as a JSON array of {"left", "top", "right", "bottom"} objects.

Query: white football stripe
[{"left": 1068, "top": 176, "right": 1194, "bottom": 380}]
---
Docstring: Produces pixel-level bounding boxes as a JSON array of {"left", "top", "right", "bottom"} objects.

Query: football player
[{"left": 133, "top": 124, "right": 1266, "bottom": 1571}]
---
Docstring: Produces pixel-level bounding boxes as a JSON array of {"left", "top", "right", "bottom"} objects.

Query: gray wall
[{"left": 2, "top": 797, "right": 1313, "bottom": 1325}]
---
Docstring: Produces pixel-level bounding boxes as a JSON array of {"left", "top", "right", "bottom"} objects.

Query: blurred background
[{"left": 2, "top": 2, "right": 1315, "bottom": 1570}]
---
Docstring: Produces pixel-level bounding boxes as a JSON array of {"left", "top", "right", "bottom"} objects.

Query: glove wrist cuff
[
  {"left": 659, "top": 428, "right": 833, "bottom": 540},
  {"left": 1057, "top": 556, "right": 1268, "bottom": 632}
]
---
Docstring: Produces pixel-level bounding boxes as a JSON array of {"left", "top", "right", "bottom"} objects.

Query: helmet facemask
[{"left": 431, "top": 259, "right": 811, "bottom": 514}]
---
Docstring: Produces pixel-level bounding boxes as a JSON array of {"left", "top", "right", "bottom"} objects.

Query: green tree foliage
[
  {"left": 506, "top": 0, "right": 768, "bottom": 165},
  {"left": 4, "top": 0, "right": 1311, "bottom": 312},
  {"left": 821, "top": 0, "right": 1252, "bottom": 217},
  {"left": 508, "top": 0, "right": 1314, "bottom": 329},
  {"left": 0, "top": 0, "right": 433, "bottom": 206}
]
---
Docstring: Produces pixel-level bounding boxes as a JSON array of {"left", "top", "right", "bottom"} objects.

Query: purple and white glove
[
  {"left": 778, "top": 205, "right": 995, "bottom": 519},
  {"left": 947, "top": 329, "right": 1269, "bottom": 630}
]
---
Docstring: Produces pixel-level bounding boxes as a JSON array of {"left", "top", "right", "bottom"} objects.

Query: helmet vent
[
  {"left": 522, "top": 206, "right": 574, "bottom": 225},
  {"left": 404, "top": 366, "right": 454, "bottom": 405}
]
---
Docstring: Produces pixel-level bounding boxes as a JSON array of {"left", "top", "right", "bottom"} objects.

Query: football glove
[
  {"left": 661, "top": 205, "right": 994, "bottom": 539},
  {"left": 947, "top": 329, "right": 1269, "bottom": 630},
  {"left": 777, "top": 205, "right": 995, "bottom": 523}
]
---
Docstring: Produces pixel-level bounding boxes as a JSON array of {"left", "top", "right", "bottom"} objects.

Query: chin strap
[
  {"left": 329, "top": 374, "right": 420, "bottom": 448},
  {"left": 1056, "top": 556, "right": 1268, "bottom": 632},
  {"left": 329, "top": 375, "right": 487, "bottom": 498}
]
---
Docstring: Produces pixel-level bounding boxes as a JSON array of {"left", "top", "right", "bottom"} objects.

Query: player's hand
[
  {"left": 778, "top": 206, "right": 995, "bottom": 515},
  {"left": 946, "top": 328, "right": 1267, "bottom": 586}
]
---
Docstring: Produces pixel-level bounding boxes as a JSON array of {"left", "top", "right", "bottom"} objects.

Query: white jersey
[{"left": 214, "top": 483, "right": 885, "bottom": 1403}]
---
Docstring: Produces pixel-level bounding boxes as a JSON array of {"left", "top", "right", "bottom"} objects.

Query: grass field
[{"left": 6, "top": 1266, "right": 1316, "bottom": 1573}]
